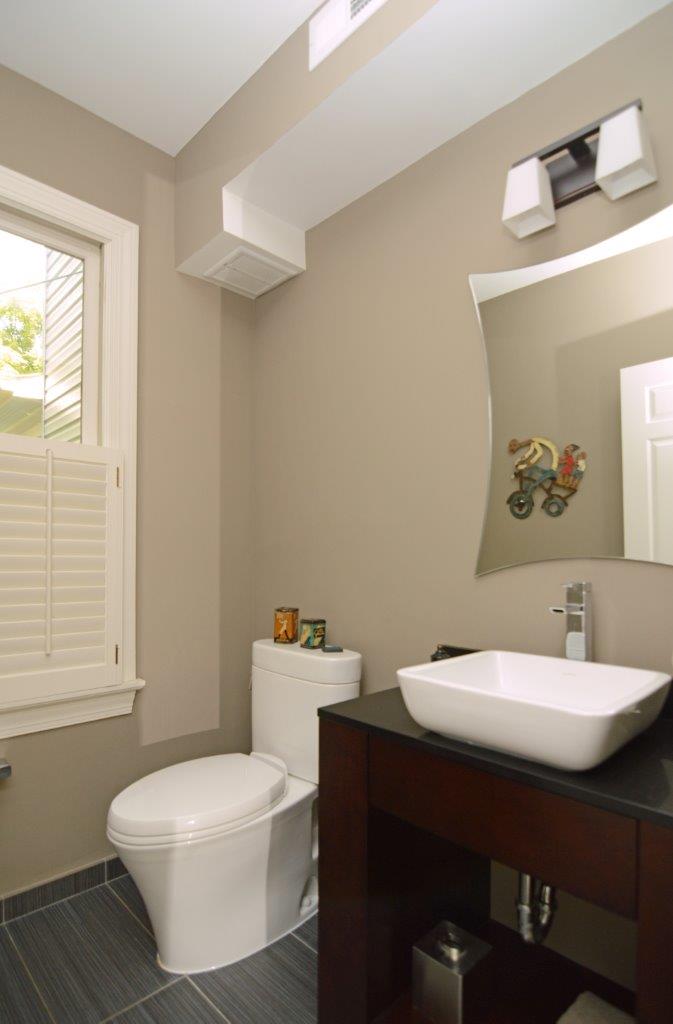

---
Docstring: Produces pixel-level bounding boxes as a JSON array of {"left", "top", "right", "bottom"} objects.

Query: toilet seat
[{"left": 108, "top": 752, "right": 287, "bottom": 846}]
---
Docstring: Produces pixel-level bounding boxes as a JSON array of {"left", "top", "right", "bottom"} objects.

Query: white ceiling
[
  {"left": 226, "top": 0, "right": 671, "bottom": 230},
  {"left": 0, "top": 0, "right": 320, "bottom": 155}
]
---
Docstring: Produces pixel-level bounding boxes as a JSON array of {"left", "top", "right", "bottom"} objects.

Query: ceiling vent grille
[
  {"left": 205, "top": 247, "right": 292, "bottom": 299},
  {"left": 351, "top": 0, "right": 375, "bottom": 17},
  {"left": 310, "top": 0, "right": 389, "bottom": 70}
]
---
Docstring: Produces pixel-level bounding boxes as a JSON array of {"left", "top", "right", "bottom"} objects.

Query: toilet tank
[{"left": 251, "top": 639, "right": 361, "bottom": 784}]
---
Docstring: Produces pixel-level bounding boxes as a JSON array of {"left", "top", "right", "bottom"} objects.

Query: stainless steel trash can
[{"left": 412, "top": 921, "right": 493, "bottom": 1024}]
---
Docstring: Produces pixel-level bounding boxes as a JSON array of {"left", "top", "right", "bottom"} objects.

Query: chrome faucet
[{"left": 549, "top": 581, "right": 592, "bottom": 662}]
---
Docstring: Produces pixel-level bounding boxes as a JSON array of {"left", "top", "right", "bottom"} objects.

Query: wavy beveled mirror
[{"left": 471, "top": 204, "right": 673, "bottom": 575}]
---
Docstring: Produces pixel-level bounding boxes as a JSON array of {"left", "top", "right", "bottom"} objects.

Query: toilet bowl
[{"left": 107, "top": 639, "right": 361, "bottom": 973}]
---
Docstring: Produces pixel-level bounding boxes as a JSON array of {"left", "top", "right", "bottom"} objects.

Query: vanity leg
[
  {"left": 318, "top": 719, "right": 370, "bottom": 1024},
  {"left": 636, "top": 821, "right": 673, "bottom": 1023}
]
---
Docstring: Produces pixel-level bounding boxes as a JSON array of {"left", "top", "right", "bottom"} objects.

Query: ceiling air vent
[
  {"left": 350, "top": 0, "right": 376, "bottom": 17},
  {"left": 205, "top": 247, "right": 293, "bottom": 299},
  {"left": 310, "top": 0, "right": 389, "bottom": 70}
]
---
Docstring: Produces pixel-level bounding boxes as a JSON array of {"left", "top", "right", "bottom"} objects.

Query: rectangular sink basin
[{"left": 397, "top": 651, "right": 671, "bottom": 771}]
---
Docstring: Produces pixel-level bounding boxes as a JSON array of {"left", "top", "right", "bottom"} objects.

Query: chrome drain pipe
[{"left": 516, "top": 873, "right": 557, "bottom": 944}]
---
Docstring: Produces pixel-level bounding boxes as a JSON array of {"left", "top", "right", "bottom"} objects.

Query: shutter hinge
[
  {"left": 115, "top": 644, "right": 119, "bottom": 665},
  {"left": 116, "top": 466, "right": 122, "bottom": 488}
]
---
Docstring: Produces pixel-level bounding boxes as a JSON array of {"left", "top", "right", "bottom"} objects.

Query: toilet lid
[{"left": 107, "top": 754, "right": 287, "bottom": 839}]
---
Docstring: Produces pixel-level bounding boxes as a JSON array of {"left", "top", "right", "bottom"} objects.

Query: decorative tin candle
[
  {"left": 274, "top": 607, "right": 299, "bottom": 644},
  {"left": 300, "top": 618, "right": 326, "bottom": 649}
]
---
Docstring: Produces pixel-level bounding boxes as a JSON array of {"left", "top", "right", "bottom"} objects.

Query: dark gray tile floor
[
  {"left": 194, "top": 933, "right": 316, "bottom": 1024},
  {"left": 108, "top": 875, "right": 154, "bottom": 935},
  {"left": 0, "top": 876, "right": 318, "bottom": 1024},
  {"left": 293, "top": 915, "right": 318, "bottom": 954}
]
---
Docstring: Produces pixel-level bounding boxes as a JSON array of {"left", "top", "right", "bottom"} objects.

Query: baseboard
[{"left": 1, "top": 856, "right": 128, "bottom": 924}]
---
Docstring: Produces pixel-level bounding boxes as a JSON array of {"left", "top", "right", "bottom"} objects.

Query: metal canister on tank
[
  {"left": 274, "top": 607, "right": 299, "bottom": 644},
  {"left": 299, "top": 618, "right": 326, "bottom": 649}
]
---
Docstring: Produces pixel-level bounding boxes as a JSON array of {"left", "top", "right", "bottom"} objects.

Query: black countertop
[{"left": 319, "top": 687, "right": 673, "bottom": 830}]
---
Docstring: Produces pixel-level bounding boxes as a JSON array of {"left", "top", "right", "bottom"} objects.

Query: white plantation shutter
[{"left": 0, "top": 434, "right": 122, "bottom": 705}]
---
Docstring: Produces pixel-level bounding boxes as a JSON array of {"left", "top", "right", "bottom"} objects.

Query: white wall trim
[
  {"left": 0, "top": 162, "right": 144, "bottom": 736},
  {"left": 0, "top": 681, "right": 145, "bottom": 740}
]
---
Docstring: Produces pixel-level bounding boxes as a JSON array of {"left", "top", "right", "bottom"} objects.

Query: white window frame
[
  {"left": 0, "top": 206, "right": 100, "bottom": 444},
  {"left": 0, "top": 162, "right": 143, "bottom": 737}
]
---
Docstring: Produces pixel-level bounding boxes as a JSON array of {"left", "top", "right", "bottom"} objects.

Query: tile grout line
[
  {"left": 5, "top": 927, "right": 59, "bottom": 1024},
  {"left": 289, "top": 929, "right": 317, "bottom": 955},
  {"left": 0, "top": 858, "right": 121, "bottom": 910},
  {"left": 186, "top": 976, "right": 235, "bottom": 1023},
  {"left": 105, "top": 881, "right": 155, "bottom": 939},
  {"left": 97, "top": 976, "right": 182, "bottom": 1023},
  {"left": 1, "top": 878, "right": 111, "bottom": 927},
  {"left": 105, "top": 860, "right": 128, "bottom": 883}
]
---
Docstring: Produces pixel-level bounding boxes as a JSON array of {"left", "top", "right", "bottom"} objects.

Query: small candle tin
[
  {"left": 274, "top": 607, "right": 299, "bottom": 644},
  {"left": 300, "top": 618, "right": 326, "bottom": 649}
]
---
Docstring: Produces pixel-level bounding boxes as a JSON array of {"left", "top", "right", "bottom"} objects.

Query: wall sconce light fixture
[
  {"left": 502, "top": 100, "right": 657, "bottom": 239},
  {"left": 595, "top": 104, "right": 657, "bottom": 200},
  {"left": 501, "top": 157, "right": 556, "bottom": 240}
]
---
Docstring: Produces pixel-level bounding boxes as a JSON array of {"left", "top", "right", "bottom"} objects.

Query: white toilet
[{"left": 107, "top": 639, "right": 361, "bottom": 974}]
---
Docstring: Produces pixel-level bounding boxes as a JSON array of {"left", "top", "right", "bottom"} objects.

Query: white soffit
[
  {"left": 225, "top": 0, "right": 669, "bottom": 231},
  {"left": 0, "top": 0, "right": 320, "bottom": 155},
  {"left": 177, "top": 190, "right": 306, "bottom": 297}
]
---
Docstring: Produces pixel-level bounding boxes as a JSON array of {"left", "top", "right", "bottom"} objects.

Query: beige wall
[
  {"left": 0, "top": 66, "right": 254, "bottom": 894},
  {"left": 478, "top": 234, "right": 673, "bottom": 573},
  {"left": 251, "top": 6, "right": 673, "bottom": 987},
  {"left": 220, "top": 291, "right": 256, "bottom": 750}
]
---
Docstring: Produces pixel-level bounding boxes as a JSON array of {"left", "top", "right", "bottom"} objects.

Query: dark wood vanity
[{"left": 318, "top": 687, "right": 673, "bottom": 1024}]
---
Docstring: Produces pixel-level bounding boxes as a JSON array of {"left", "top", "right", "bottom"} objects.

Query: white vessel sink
[{"left": 397, "top": 651, "right": 671, "bottom": 771}]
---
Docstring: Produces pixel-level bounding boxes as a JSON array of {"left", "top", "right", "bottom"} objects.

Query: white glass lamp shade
[
  {"left": 595, "top": 105, "right": 657, "bottom": 201},
  {"left": 502, "top": 157, "right": 556, "bottom": 239}
]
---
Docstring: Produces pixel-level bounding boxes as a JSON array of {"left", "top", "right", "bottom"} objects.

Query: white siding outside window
[{"left": 0, "top": 207, "right": 100, "bottom": 446}]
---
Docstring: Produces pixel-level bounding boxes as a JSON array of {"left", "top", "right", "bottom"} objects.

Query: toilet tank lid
[{"left": 253, "top": 639, "right": 361, "bottom": 685}]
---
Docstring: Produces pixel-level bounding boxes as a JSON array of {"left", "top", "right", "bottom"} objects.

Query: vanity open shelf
[
  {"left": 375, "top": 922, "right": 633, "bottom": 1024},
  {"left": 318, "top": 686, "right": 673, "bottom": 1024}
]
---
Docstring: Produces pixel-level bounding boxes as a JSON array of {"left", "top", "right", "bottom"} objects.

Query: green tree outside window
[{"left": 0, "top": 300, "right": 44, "bottom": 374}]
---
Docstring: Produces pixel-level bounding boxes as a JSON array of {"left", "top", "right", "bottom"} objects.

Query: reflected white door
[{"left": 621, "top": 357, "right": 673, "bottom": 564}]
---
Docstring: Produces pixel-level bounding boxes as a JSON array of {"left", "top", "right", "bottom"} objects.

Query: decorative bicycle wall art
[{"left": 507, "top": 436, "right": 587, "bottom": 519}]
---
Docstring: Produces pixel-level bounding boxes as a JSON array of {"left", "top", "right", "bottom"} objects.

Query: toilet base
[
  {"left": 157, "top": 905, "right": 318, "bottom": 975},
  {"left": 110, "top": 776, "right": 317, "bottom": 975}
]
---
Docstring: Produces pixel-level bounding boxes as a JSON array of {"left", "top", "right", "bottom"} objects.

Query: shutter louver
[{"left": 0, "top": 434, "right": 122, "bottom": 704}]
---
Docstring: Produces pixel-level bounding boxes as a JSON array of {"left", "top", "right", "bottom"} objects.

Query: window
[
  {"left": 0, "top": 164, "right": 142, "bottom": 738},
  {"left": 0, "top": 209, "right": 99, "bottom": 443}
]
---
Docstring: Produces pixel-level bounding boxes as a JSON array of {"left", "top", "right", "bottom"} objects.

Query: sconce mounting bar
[{"left": 513, "top": 99, "right": 643, "bottom": 209}]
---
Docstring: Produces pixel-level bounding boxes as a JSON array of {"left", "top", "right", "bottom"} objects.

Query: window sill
[{"left": 0, "top": 680, "right": 145, "bottom": 739}]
